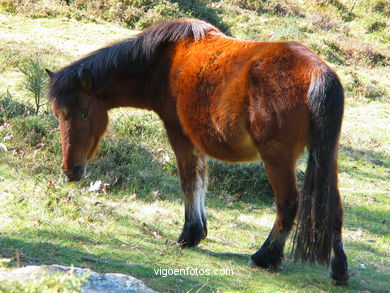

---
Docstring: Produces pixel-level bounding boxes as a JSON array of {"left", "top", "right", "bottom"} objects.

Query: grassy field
[{"left": 0, "top": 1, "right": 389, "bottom": 292}]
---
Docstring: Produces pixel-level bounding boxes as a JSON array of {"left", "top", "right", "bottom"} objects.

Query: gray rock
[
  {"left": 0, "top": 265, "right": 157, "bottom": 293},
  {"left": 0, "top": 143, "right": 7, "bottom": 152}
]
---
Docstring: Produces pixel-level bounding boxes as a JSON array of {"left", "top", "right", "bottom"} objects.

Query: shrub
[
  {"left": 110, "top": 110, "right": 165, "bottom": 140},
  {"left": 344, "top": 71, "right": 388, "bottom": 102},
  {"left": 1, "top": 0, "right": 228, "bottom": 32},
  {"left": 107, "top": 3, "right": 144, "bottom": 27},
  {"left": 367, "top": 21, "right": 386, "bottom": 33},
  {"left": 173, "top": 0, "right": 229, "bottom": 32},
  {"left": 363, "top": 82, "right": 387, "bottom": 101},
  {"left": 373, "top": 0, "right": 390, "bottom": 17},
  {"left": 223, "top": 0, "right": 262, "bottom": 11},
  {"left": 11, "top": 114, "right": 58, "bottom": 147},
  {"left": 0, "top": 91, "right": 35, "bottom": 123},
  {"left": 88, "top": 138, "right": 179, "bottom": 200},
  {"left": 340, "top": 41, "right": 388, "bottom": 67},
  {"left": 265, "top": 0, "right": 303, "bottom": 17},
  {"left": 208, "top": 160, "right": 273, "bottom": 201},
  {"left": 0, "top": 0, "right": 69, "bottom": 18},
  {"left": 223, "top": 0, "right": 303, "bottom": 17},
  {"left": 135, "top": 0, "right": 185, "bottom": 29},
  {"left": 307, "top": 12, "right": 338, "bottom": 31},
  {"left": 18, "top": 57, "right": 49, "bottom": 115}
]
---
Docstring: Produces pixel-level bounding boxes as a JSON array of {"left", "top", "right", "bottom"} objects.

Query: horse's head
[{"left": 47, "top": 67, "right": 108, "bottom": 181}]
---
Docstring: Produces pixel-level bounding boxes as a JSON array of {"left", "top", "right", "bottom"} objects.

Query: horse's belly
[{"left": 190, "top": 125, "right": 260, "bottom": 162}]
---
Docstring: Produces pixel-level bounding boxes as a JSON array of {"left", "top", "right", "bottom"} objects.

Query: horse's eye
[{"left": 80, "top": 110, "right": 89, "bottom": 120}]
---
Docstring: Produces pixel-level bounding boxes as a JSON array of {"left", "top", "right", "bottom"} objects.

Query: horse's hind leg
[
  {"left": 250, "top": 142, "right": 301, "bottom": 269},
  {"left": 165, "top": 126, "right": 208, "bottom": 247}
]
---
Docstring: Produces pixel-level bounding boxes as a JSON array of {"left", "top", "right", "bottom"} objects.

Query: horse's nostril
[{"left": 74, "top": 165, "right": 81, "bottom": 173}]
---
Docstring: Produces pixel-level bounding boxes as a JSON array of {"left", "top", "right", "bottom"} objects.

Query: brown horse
[{"left": 46, "top": 19, "right": 348, "bottom": 285}]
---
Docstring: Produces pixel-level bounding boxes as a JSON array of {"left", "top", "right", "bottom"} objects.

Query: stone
[{"left": 0, "top": 143, "right": 7, "bottom": 152}]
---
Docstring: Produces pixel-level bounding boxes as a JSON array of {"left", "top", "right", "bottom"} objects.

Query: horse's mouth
[{"left": 64, "top": 164, "right": 86, "bottom": 182}]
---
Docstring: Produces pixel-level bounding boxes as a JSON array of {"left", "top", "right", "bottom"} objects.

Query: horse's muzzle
[{"left": 63, "top": 164, "right": 85, "bottom": 182}]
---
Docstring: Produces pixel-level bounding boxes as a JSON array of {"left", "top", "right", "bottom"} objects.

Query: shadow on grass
[
  {"left": 340, "top": 145, "right": 390, "bottom": 169},
  {"left": 345, "top": 204, "right": 389, "bottom": 237},
  {"left": 0, "top": 230, "right": 322, "bottom": 292},
  {"left": 338, "top": 144, "right": 389, "bottom": 237},
  {"left": 0, "top": 231, "right": 376, "bottom": 293},
  {"left": 87, "top": 137, "right": 275, "bottom": 210},
  {"left": 0, "top": 231, "right": 226, "bottom": 292},
  {"left": 343, "top": 240, "right": 390, "bottom": 292}
]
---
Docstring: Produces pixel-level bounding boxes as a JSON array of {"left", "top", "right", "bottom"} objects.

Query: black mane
[{"left": 48, "top": 19, "right": 220, "bottom": 105}]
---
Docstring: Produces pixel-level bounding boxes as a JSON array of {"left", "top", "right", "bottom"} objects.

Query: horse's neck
[
  {"left": 102, "top": 72, "right": 152, "bottom": 110},
  {"left": 102, "top": 57, "right": 172, "bottom": 113}
]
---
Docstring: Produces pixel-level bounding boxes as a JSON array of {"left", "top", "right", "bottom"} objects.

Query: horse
[{"left": 46, "top": 18, "right": 348, "bottom": 285}]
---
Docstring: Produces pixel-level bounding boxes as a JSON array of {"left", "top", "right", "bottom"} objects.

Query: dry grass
[
  {"left": 339, "top": 40, "right": 389, "bottom": 67},
  {"left": 307, "top": 12, "right": 339, "bottom": 30}
]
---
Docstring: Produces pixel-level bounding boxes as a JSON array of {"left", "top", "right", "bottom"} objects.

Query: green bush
[
  {"left": 1, "top": 0, "right": 228, "bottom": 31},
  {"left": 344, "top": 71, "right": 389, "bottom": 102},
  {"left": 0, "top": 0, "right": 70, "bottom": 18},
  {"left": 18, "top": 57, "right": 49, "bottom": 115},
  {"left": 208, "top": 160, "right": 273, "bottom": 201},
  {"left": 11, "top": 114, "right": 58, "bottom": 147},
  {"left": 0, "top": 91, "right": 35, "bottom": 123},
  {"left": 367, "top": 21, "right": 386, "bottom": 33},
  {"left": 110, "top": 111, "right": 164, "bottom": 139},
  {"left": 372, "top": 0, "right": 390, "bottom": 16},
  {"left": 135, "top": 0, "right": 185, "bottom": 29},
  {"left": 223, "top": 0, "right": 303, "bottom": 17},
  {"left": 88, "top": 138, "right": 179, "bottom": 200}
]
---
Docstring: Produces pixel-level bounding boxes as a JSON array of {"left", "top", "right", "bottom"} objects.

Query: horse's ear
[
  {"left": 78, "top": 66, "right": 93, "bottom": 92},
  {"left": 45, "top": 68, "right": 54, "bottom": 79}
]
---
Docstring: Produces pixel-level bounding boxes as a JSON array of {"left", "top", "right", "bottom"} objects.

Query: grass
[
  {"left": 0, "top": 2, "right": 389, "bottom": 292},
  {"left": 0, "top": 268, "right": 87, "bottom": 293}
]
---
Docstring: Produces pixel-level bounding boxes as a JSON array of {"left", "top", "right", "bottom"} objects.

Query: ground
[{"left": 0, "top": 2, "right": 389, "bottom": 292}]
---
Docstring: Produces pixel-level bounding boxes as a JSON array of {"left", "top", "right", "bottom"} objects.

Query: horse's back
[{"left": 169, "top": 36, "right": 325, "bottom": 161}]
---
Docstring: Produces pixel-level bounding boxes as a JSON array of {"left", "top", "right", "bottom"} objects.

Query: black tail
[{"left": 292, "top": 68, "right": 344, "bottom": 264}]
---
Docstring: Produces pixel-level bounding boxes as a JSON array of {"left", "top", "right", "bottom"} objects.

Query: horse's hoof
[
  {"left": 332, "top": 278, "right": 348, "bottom": 286},
  {"left": 176, "top": 237, "right": 201, "bottom": 247},
  {"left": 331, "top": 255, "right": 349, "bottom": 286},
  {"left": 177, "top": 223, "right": 206, "bottom": 247},
  {"left": 250, "top": 249, "right": 282, "bottom": 271},
  {"left": 331, "top": 272, "right": 349, "bottom": 286}
]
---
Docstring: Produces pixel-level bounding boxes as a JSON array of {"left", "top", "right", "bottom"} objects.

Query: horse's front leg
[{"left": 166, "top": 126, "right": 208, "bottom": 247}]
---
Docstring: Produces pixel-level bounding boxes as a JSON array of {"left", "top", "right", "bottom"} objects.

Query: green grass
[
  {"left": 0, "top": 3, "right": 389, "bottom": 292},
  {"left": 0, "top": 269, "right": 87, "bottom": 293}
]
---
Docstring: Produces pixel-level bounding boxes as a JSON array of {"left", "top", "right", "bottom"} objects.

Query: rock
[
  {"left": 0, "top": 143, "right": 7, "bottom": 152},
  {"left": 0, "top": 265, "right": 157, "bottom": 293},
  {"left": 88, "top": 180, "right": 109, "bottom": 193},
  {"left": 359, "top": 263, "right": 366, "bottom": 269}
]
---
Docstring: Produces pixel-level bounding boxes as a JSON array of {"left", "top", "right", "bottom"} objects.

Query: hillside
[{"left": 0, "top": 1, "right": 389, "bottom": 292}]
